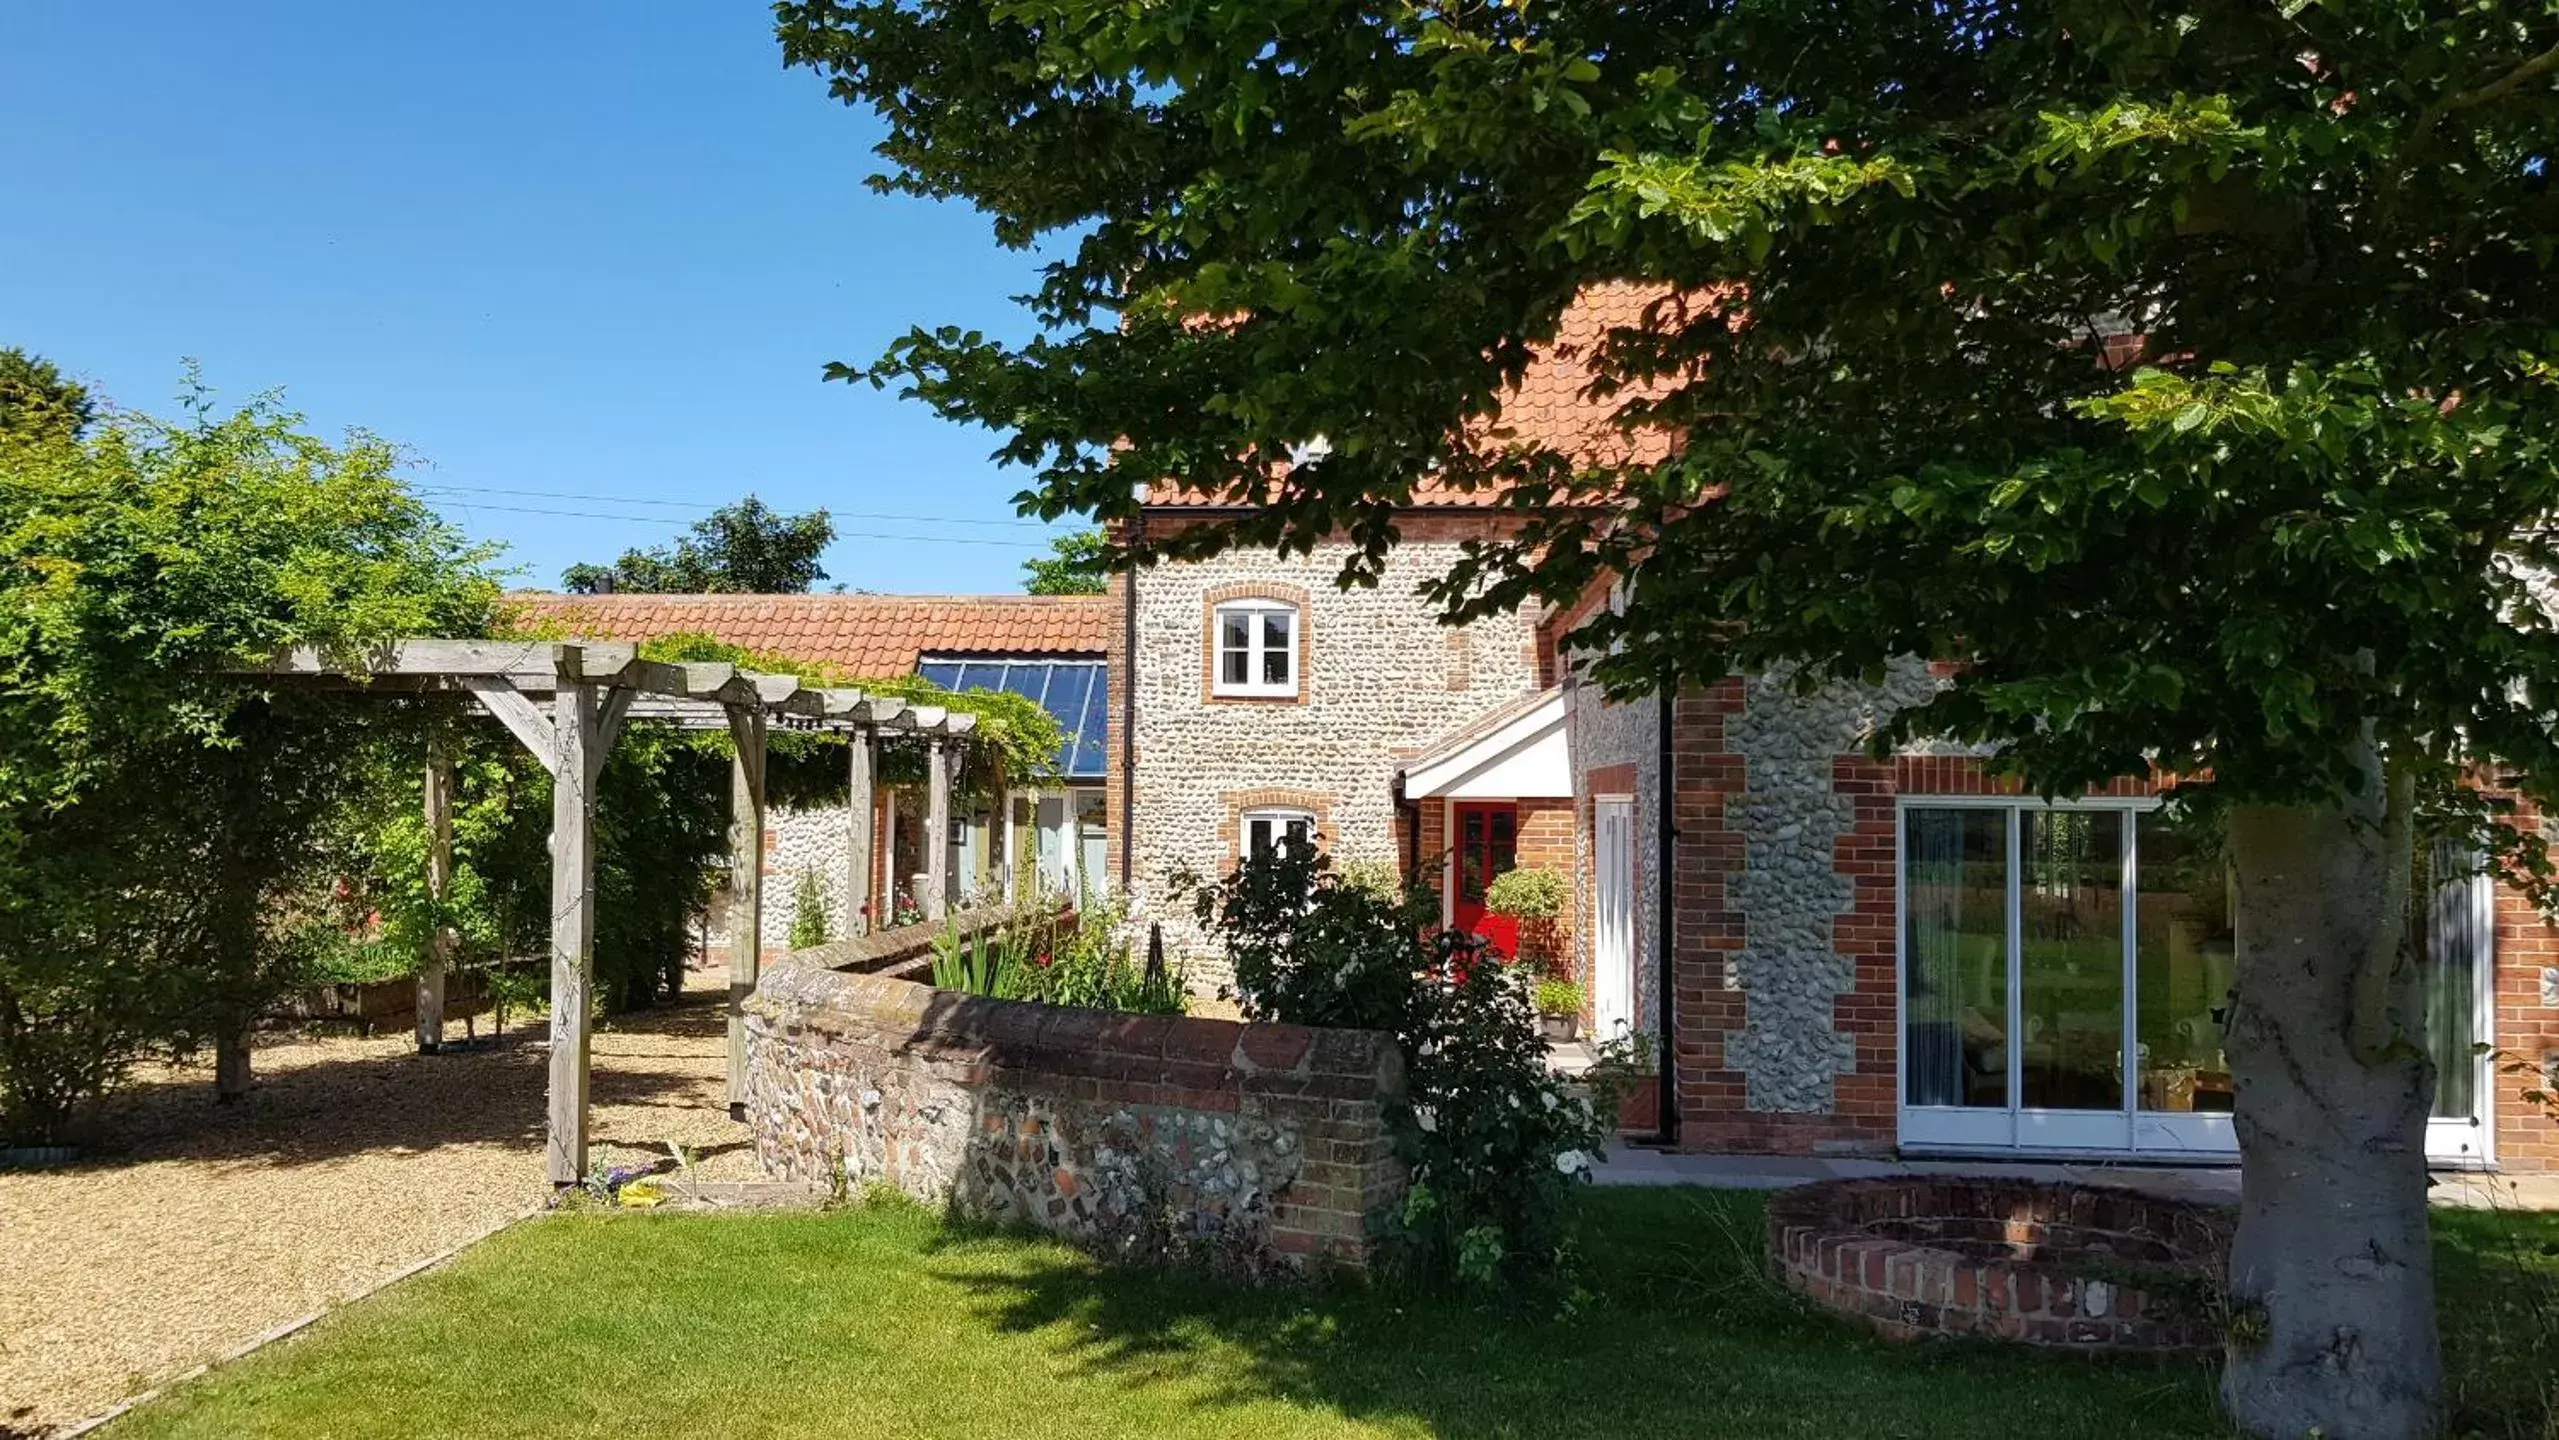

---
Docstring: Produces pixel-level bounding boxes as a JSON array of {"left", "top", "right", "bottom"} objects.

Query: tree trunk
[
  {"left": 2221, "top": 763, "right": 2439, "bottom": 1438},
  {"left": 213, "top": 1009, "right": 252, "bottom": 1103}
]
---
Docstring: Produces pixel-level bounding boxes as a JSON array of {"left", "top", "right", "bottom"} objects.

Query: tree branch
[
  {"left": 2445, "top": 38, "right": 2559, "bottom": 114},
  {"left": 2405, "top": 38, "right": 2559, "bottom": 162}
]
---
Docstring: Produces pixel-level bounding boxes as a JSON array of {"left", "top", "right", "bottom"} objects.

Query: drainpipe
[
  {"left": 1655, "top": 679, "right": 1679, "bottom": 1147},
  {"left": 1118, "top": 505, "right": 1142, "bottom": 889},
  {"left": 1393, "top": 772, "right": 1421, "bottom": 877}
]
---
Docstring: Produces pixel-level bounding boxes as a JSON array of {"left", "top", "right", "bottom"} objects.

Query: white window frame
[
  {"left": 1239, "top": 807, "right": 1317, "bottom": 862},
  {"left": 1212, "top": 598, "right": 1300, "bottom": 698},
  {"left": 1893, "top": 794, "right": 2498, "bottom": 1165}
]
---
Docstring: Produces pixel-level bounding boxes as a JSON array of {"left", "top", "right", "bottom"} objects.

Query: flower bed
[{"left": 1766, "top": 1178, "right": 2233, "bottom": 1354}]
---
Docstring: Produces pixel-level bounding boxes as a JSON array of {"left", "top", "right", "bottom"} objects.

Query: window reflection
[
  {"left": 1904, "top": 808, "right": 2008, "bottom": 1108},
  {"left": 2133, "top": 810, "right": 2235, "bottom": 1114},
  {"left": 2019, "top": 810, "right": 2126, "bottom": 1111}
]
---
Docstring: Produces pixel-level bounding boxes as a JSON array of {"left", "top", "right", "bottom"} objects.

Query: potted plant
[
  {"left": 1533, "top": 976, "right": 1586, "bottom": 1042},
  {"left": 1482, "top": 866, "right": 1567, "bottom": 969}
]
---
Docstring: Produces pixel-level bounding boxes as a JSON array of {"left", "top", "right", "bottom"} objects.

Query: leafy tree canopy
[
  {"left": 0, "top": 377, "right": 497, "bottom": 1139},
  {"left": 562, "top": 495, "right": 835, "bottom": 594},
  {"left": 784, "top": 4, "right": 2559, "bottom": 1433},
  {"left": 788, "top": 0, "right": 2559, "bottom": 810},
  {"left": 0, "top": 347, "right": 96, "bottom": 444},
  {"left": 1021, "top": 526, "right": 1108, "bottom": 595}
]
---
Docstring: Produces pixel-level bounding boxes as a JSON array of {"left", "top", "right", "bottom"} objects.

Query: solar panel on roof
[{"left": 914, "top": 656, "right": 1107, "bottom": 781}]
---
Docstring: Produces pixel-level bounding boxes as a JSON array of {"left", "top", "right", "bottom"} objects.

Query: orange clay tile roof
[
  {"left": 1145, "top": 281, "right": 1704, "bottom": 510},
  {"left": 505, "top": 592, "right": 1111, "bottom": 677}
]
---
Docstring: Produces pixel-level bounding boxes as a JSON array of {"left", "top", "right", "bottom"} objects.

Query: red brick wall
[
  {"left": 1410, "top": 798, "right": 1447, "bottom": 898},
  {"left": 2493, "top": 803, "right": 2559, "bottom": 1170},
  {"left": 1515, "top": 796, "right": 1576, "bottom": 975}
]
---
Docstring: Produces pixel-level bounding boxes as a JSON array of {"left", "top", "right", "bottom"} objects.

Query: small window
[
  {"left": 1213, "top": 599, "right": 1299, "bottom": 698},
  {"left": 1240, "top": 808, "right": 1316, "bottom": 861}
]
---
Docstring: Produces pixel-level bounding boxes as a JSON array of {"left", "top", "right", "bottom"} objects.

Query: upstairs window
[
  {"left": 1240, "top": 808, "right": 1316, "bottom": 861},
  {"left": 1213, "top": 598, "right": 1299, "bottom": 698}
]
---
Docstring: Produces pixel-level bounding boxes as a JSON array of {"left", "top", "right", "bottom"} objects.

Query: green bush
[
  {"left": 789, "top": 871, "right": 831, "bottom": 951},
  {"left": 1533, "top": 978, "right": 1586, "bottom": 1017},
  {"left": 1483, "top": 867, "right": 1566, "bottom": 920},
  {"left": 1186, "top": 842, "right": 1605, "bottom": 1291},
  {"left": 0, "top": 384, "right": 495, "bottom": 1144}
]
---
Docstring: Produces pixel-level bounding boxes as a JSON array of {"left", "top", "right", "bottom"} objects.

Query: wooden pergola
[{"left": 242, "top": 639, "right": 977, "bottom": 1185}]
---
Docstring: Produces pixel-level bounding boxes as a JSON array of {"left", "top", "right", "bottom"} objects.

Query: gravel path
[{"left": 0, "top": 968, "right": 751, "bottom": 1438}]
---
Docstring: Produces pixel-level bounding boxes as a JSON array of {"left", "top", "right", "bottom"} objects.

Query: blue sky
[{"left": 0, "top": 3, "right": 1075, "bottom": 594}]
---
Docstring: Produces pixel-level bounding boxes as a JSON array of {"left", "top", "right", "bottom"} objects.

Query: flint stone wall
[
  {"left": 744, "top": 967, "right": 1408, "bottom": 1272},
  {"left": 1722, "top": 661, "right": 1939, "bottom": 1113}
]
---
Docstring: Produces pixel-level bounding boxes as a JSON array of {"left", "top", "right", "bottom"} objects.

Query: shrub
[
  {"left": 789, "top": 871, "right": 831, "bottom": 950},
  {"left": 1483, "top": 867, "right": 1566, "bottom": 920},
  {"left": 1186, "top": 842, "right": 1605, "bottom": 1291},
  {"left": 1533, "top": 977, "right": 1586, "bottom": 1017}
]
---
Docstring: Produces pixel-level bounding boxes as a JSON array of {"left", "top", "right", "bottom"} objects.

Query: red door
[{"left": 1451, "top": 802, "right": 1521, "bottom": 960}]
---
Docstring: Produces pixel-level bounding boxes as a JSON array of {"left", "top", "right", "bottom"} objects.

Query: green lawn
[{"left": 106, "top": 1190, "right": 2559, "bottom": 1440}]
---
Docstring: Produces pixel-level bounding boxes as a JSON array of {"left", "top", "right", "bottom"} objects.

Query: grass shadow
[
  {"left": 916, "top": 1186, "right": 2228, "bottom": 1440},
  {"left": 45, "top": 992, "right": 729, "bottom": 1172}
]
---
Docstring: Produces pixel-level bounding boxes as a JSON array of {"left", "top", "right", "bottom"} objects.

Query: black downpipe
[
  {"left": 1654, "top": 681, "right": 1679, "bottom": 1147},
  {"left": 1393, "top": 775, "right": 1421, "bottom": 877},
  {"left": 1117, "top": 515, "right": 1141, "bottom": 887}
]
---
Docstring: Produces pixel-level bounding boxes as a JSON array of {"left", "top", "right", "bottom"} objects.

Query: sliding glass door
[
  {"left": 2422, "top": 839, "right": 2497, "bottom": 1164},
  {"left": 1900, "top": 800, "right": 2492, "bottom": 1161}
]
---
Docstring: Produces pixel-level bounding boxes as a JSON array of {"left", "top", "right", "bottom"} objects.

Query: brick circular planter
[{"left": 1766, "top": 1177, "right": 2233, "bottom": 1354}]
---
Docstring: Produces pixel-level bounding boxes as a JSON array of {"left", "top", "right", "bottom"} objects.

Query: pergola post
[
  {"left": 222, "top": 641, "right": 959, "bottom": 1186},
  {"left": 845, "top": 725, "right": 875, "bottom": 935},
  {"left": 1001, "top": 789, "right": 1019, "bottom": 901},
  {"left": 545, "top": 680, "right": 601, "bottom": 1188},
  {"left": 418, "top": 739, "right": 454, "bottom": 1054},
  {"left": 724, "top": 704, "right": 768, "bottom": 1120},
  {"left": 925, "top": 734, "right": 951, "bottom": 920}
]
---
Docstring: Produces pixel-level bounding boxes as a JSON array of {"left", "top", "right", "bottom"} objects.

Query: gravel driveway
[{"left": 0, "top": 972, "right": 751, "bottom": 1438}]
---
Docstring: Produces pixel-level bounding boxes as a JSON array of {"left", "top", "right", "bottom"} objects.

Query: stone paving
[{"left": 1589, "top": 1145, "right": 2559, "bottom": 1209}]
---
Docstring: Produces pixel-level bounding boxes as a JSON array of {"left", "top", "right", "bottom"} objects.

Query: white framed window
[
  {"left": 1240, "top": 808, "right": 1316, "bottom": 861},
  {"left": 1213, "top": 599, "right": 1299, "bottom": 697}
]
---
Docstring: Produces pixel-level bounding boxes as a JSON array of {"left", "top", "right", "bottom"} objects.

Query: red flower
[{"left": 1036, "top": 952, "right": 1054, "bottom": 968}]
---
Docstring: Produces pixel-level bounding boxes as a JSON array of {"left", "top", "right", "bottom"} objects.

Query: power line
[
  {"left": 409, "top": 482, "right": 1059, "bottom": 530},
  {"left": 429, "top": 499, "right": 1053, "bottom": 549}
]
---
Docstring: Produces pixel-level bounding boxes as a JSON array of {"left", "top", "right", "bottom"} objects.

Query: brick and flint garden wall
[{"left": 743, "top": 965, "right": 1410, "bottom": 1271}]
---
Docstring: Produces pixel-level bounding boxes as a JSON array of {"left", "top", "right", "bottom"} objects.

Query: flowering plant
[{"left": 1188, "top": 841, "right": 1604, "bottom": 1290}]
